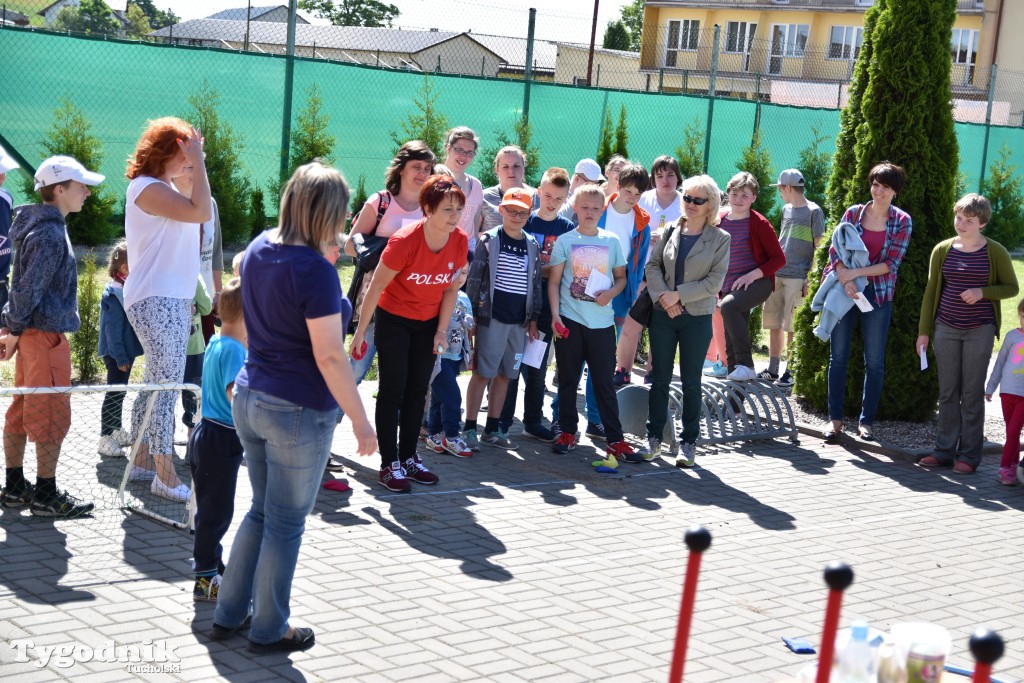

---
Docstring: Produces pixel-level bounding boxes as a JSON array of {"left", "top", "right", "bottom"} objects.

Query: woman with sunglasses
[
  {"left": 349, "top": 175, "right": 469, "bottom": 493},
  {"left": 438, "top": 127, "right": 485, "bottom": 249},
  {"left": 715, "top": 172, "right": 786, "bottom": 382},
  {"left": 642, "top": 175, "right": 731, "bottom": 467}
]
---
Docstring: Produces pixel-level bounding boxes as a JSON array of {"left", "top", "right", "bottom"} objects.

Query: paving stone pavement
[{"left": 1, "top": 376, "right": 1023, "bottom": 682}]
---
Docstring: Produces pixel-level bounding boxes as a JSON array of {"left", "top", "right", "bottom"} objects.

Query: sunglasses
[{"left": 682, "top": 195, "right": 709, "bottom": 206}]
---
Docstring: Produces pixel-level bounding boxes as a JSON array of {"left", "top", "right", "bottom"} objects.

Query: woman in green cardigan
[{"left": 916, "top": 194, "right": 1018, "bottom": 474}]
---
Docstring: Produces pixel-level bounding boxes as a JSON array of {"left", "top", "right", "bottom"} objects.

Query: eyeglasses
[
  {"left": 682, "top": 195, "right": 709, "bottom": 206},
  {"left": 503, "top": 209, "right": 530, "bottom": 219},
  {"left": 452, "top": 147, "right": 477, "bottom": 158}
]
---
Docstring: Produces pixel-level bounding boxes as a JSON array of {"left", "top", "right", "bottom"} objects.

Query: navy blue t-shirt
[
  {"left": 0, "top": 189, "right": 12, "bottom": 279},
  {"left": 491, "top": 229, "right": 529, "bottom": 324},
  {"left": 526, "top": 212, "right": 575, "bottom": 317},
  {"left": 235, "top": 232, "right": 351, "bottom": 412}
]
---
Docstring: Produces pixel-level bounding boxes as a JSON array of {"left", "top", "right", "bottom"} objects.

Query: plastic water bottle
[{"left": 837, "top": 623, "right": 877, "bottom": 683}]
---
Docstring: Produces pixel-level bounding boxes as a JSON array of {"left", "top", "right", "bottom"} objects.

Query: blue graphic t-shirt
[{"left": 549, "top": 228, "right": 625, "bottom": 330}]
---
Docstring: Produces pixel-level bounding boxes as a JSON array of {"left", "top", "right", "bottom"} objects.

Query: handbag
[
  {"left": 627, "top": 223, "right": 677, "bottom": 326},
  {"left": 350, "top": 232, "right": 388, "bottom": 272}
]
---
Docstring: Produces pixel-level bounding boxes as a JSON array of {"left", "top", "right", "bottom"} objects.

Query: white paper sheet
[
  {"left": 852, "top": 291, "right": 874, "bottom": 313},
  {"left": 584, "top": 268, "right": 612, "bottom": 299},
  {"left": 920, "top": 347, "right": 928, "bottom": 371},
  {"left": 522, "top": 334, "right": 548, "bottom": 369}
]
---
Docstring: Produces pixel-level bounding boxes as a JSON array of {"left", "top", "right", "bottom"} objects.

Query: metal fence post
[
  {"left": 481, "top": 55, "right": 486, "bottom": 77},
  {"left": 978, "top": 63, "right": 998, "bottom": 193},
  {"left": 658, "top": 68, "right": 664, "bottom": 94},
  {"left": 279, "top": 0, "right": 298, "bottom": 181},
  {"left": 703, "top": 25, "right": 721, "bottom": 174},
  {"left": 597, "top": 90, "right": 609, "bottom": 156},
  {"left": 752, "top": 72, "right": 762, "bottom": 144},
  {"left": 523, "top": 8, "right": 536, "bottom": 123},
  {"left": 596, "top": 64, "right": 601, "bottom": 87},
  {"left": 436, "top": 55, "right": 441, "bottom": 73}
]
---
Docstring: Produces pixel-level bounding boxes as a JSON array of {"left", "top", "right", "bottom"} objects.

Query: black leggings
[
  {"left": 374, "top": 308, "right": 438, "bottom": 467},
  {"left": 100, "top": 355, "right": 133, "bottom": 436}
]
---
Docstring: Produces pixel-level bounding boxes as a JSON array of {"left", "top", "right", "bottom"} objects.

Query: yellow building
[{"left": 638, "top": 0, "right": 986, "bottom": 106}]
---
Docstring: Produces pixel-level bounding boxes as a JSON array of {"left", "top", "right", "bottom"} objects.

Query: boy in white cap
[
  {"left": 759, "top": 169, "right": 825, "bottom": 387},
  {"left": 0, "top": 155, "right": 105, "bottom": 518},
  {"left": 558, "top": 158, "right": 605, "bottom": 224},
  {"left": 0, "top": 147, "right": 18, "bottom": 312}
]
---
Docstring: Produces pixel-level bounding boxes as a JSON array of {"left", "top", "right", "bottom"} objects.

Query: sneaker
[
  {"left": 30, "top": 489, "right": 94, "bottom": 518},
  {"left": 727, "top": 365, "right": 758, "bottom": 382},
  {"left": 403, "top": 455, "right": 439, "bottom": 485},
  {"left": 194, "top": 574, "right": 221, "bottom": 602},
  {"left": 639, "top": 437, "right": 662, "bottom": 461},
  {"left": 482, "top": 430, "right": 518, "bottom": 450},
  {"left": 612, "top": 368, "right": 631, "bottom": 388},
  {"left": 462, "top": 429, "right": 481, "bottom": 452},
  {"left": 676, "top": 442, "right": 697, "bottom": 468},
  {"left": 643, "top": 373, "right": 653, "bottom": 385},
  {"left": 703, "top": 360, "right": 728, "bottom": 378},
  {"left": 756, "top": 369, "right": 779, "bottom": 382},
  {"left": 379, "top": 461, "right": 411, "bottom": 492},
  {"left": 585, "top": 423, "right": 607, "bottom": 441},
  {"left": 551, "top": 421, "right": 562, "bottom": 441},
  {"left": 0, "top": 482, "right": 34, "bottom": 509},
  {"left": 703, "top": 359, "right": 715, "bottom": 371},
  {"left": 997, "top": 467, "right": 1018, "bottom": 486},
  {"left": 607, "top": 440, "right": 643, "bottom": 464},
  {"left": 425, "top": 434, "right": 445, "bottom": 453},
  {"left": 1018, "top": 463, "right": 1024, "bottom": 486},
  {"left": 112, "top": 428, "right": 133, "bottom": 447},
  {"left": 438, "top": 436, "right": 472, "bottom": 458},
  {"left": 151, "top": 478, "right": 190, "bottom": 502},
  {"left": 523, "top": 423, "right": 555, "bottom": 442},
  {"left": 128, "top": 466, "right": 157, "bottom": 482},
  {"left": 419, "top": 424, "right": 430, "bottom": 440},
  {"left": 324, "top": 454, "right": 346, "bottom": 472},
  {"left": 552, "top": 432, "right": 576, "bottom": 454},
  {"left": 776, "top": 370, "right": 794, "bottom": 388},
  {"left": 97, "top": 434, "right": 125, "bottom": 458}
]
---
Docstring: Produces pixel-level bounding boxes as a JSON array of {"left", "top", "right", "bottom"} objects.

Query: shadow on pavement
[{"left": 0, "top": 515, "right": 96, "bottom": 605}]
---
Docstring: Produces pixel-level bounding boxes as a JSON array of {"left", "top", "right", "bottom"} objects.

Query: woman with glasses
[
  {"left": 349, "top": 175, "right": 469, "bottom": 493},
  {"left": 438, "top": 126, "right": 485, "bottom": 250},
  {"left": 643, "top": 175, "right": 731, "bottom": 467}
]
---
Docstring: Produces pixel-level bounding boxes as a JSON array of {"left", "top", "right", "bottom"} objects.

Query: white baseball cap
[
  {"left": 573, "top": 158, "right": 605, "bottom": 182},
  {"left": 34, "top": 155, "right": 105, "bottom": 191},
  {"left": 0, "top": 148, "right": 18, "bottom": 174}
]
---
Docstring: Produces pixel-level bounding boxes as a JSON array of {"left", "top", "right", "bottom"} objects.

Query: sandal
[
  {"left": 822, "top": 426, "right": 840, "bottom": 443},
  {"left": 857, "top": 424, "right": 875, "bottom": 441}
]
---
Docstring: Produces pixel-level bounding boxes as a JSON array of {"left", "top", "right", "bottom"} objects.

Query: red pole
[
  {"left": 970, "top": 628, "right": 1004, "bottom": 683},
  {"left": 668, "top": 526, "right": 711, "bottom": 683},
  {"left": 815, "top": 562, "right": 854, "bottom": 683},
  {"left": 586, "top": 0, "right": 600, "bottom": 86}
]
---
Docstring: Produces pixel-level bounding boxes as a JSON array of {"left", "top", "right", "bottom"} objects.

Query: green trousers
[{"left": 647, "top": 309, "right": 713, "bottom": 445}]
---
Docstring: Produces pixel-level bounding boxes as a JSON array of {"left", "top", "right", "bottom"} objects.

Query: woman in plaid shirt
[{"left": 822, "top": 162, "right": 911, "bottom": 442}]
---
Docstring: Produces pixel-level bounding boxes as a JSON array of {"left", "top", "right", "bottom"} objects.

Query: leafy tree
[
  {"left": 602, "top": 20, "right": 631, "bottom": 51},
  {"left": 181, "top": 82, "right": 252, "bottom": 244},
  {"left": 613, "top": 104, "right": 629, "bottom": 160},
  {"left": 477, "top": 115, "right": 543, "bottom": 188},
  {"left": 125, "top": 3, "right": 152, "bottom": 39},
  {"left": 675, "top": 118, "right": 705, "bottom": 178},
  {"left": 619, "top": 0, "right": 644, "bottom": 52},
  {"left": 21, "top": 98, "right": 116, "bottom": 245},
  {"left": 349, "top": 175, "right": 368, "bottom": 230},
  {"left": 289, "top": 84, "right": 336, "bottom": 172},
  {"left": 299, "top": 0, "right": 399, "bottom": 27},
  {"left": 796, "top": 126, "right": 833, "bottom": 213},
  {"left": 737, "top": 129, "right": 779, "bottom": 227},
  {"left": 71, "top": 255, "right": 102, "bottom": 382},
  {"left": 792, "top": 0, "right": 959, "bottom": 421},
  {"left": 130, "top": 0, "right": 176, "bottom": 29},
  {"left": 249, "top": 187, "right": 268, "bottom": 241},
  {"left": 982, "top": 143, "right": 1024, "bottom": 250},
  {"left": 389, "top": 75, "right": 449, "bottom": 159},
  {"left": 596, "top": 109, "right": 614, "bottom": 169},
  {"left": 53, "top": 0, "right": 119, "bottom": 35}
]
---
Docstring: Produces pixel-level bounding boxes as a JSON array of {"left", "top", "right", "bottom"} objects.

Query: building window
[
  {"left": 951, "top": 28, "right": 978, "bottom": 65},
  {"left": 725, "top": 21, "right": 757, "bottom": 54},
  {"left": 771, "top": 23, "right": 809, "bottom": 57},
  {"left": 665, "top": 19, "right": 699, "bottom": 67},
  {"left": 828, "top": 25, "right": 863, "bottom": 60}
]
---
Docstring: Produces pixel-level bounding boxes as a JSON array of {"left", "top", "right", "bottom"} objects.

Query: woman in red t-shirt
[{"left": 349, "top": 175, "right": 469, "bottom": 493}]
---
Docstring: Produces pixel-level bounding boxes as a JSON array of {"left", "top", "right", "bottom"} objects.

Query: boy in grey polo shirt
[{"left": 760, "top": 169, "right": 825, "bottom": 387}]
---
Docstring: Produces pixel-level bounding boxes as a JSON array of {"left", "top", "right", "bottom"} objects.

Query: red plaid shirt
[{"left": 824, "top": 203, "right": 912, "bottom": 304}]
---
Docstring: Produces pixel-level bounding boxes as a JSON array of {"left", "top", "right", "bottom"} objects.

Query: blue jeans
[
  {"left": 214, "top": 386, "right": 338, "bottom": 644},
  {"left": 428, "top": 358, "right": 463, "bottom": 438},
  {"left": 827, "top": 285, "right": 893, "bottom": 425},
  {"left": 338, "top": 322, "right": 376, "bottom": 422},
  {"left": 551, "top": 365, "right": 601, "bottom": 426}
]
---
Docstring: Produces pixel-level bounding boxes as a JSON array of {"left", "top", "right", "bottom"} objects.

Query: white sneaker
[
  {"left": 112, "top": 429, "right": 133, "bottom": 447},
  {"left": 97, "top": 435, "right": 125, "bottom": 458},
  {"left": 639, "top": 437, "right": 662, "bottom": 460},
  {"left": 727, "top": 365, "right": 758, "bottom": 382},
  {"left": 676, "top": 442, "right": 697, "bottom": 467},
  {"left": 151, "top": 478, "right": 190, "bottom": 502},
  {"left": 128, "top": 466, "right": 157, "bottom": 482}
]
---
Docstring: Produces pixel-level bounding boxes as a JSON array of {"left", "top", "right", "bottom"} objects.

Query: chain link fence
[{"left": 1, "top": 3, "right": 1023, "bottom": 226}]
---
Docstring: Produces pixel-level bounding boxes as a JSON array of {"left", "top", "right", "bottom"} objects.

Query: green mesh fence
[{"left": 3, "top": 28, "right": 1023, "bottom": 219}]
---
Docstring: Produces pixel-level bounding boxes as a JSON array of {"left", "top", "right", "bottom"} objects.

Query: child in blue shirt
[
  {"left": 189, "top": 277, "right": 247, "bottom": 602},
  {"left": 425, "top": 290, "right": 475, "bottom": 458}
]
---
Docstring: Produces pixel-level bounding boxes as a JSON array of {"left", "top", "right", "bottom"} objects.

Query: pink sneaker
[{"left": 997, "top": 467, "right": 1018, "bottom": 486}]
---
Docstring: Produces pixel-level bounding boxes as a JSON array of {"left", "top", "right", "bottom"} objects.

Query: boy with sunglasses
[{"left": 464, "top": 188, "right": 542, "bottom": 449}]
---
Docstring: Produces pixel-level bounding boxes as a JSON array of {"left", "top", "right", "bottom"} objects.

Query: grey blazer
[{"left": 645, "top": 219, "right": 731, "bottom": 317}]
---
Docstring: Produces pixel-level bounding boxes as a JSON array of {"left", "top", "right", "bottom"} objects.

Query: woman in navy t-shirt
[{"left": 213, "top": 162, "right": 376, "bottom": 654}]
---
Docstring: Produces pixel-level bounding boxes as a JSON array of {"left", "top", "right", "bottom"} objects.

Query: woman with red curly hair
[{"left": 123, "top": 117, "right": 211, "bottom": 502}]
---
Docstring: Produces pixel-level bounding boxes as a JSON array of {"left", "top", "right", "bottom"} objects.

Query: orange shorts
[{"left": 4, "top": 330, "right": 72, "bottom": 444}]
